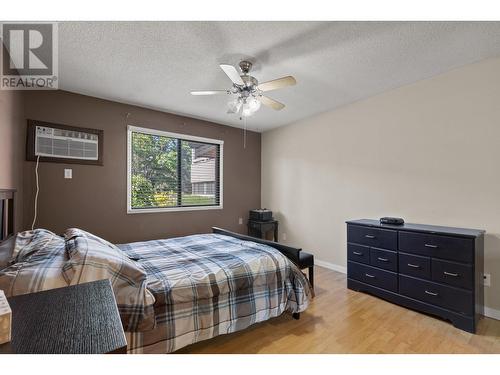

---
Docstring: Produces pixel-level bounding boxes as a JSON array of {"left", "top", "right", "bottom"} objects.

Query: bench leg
[{"left": 308, "top": 266, "right": 314, "bottom": 289}]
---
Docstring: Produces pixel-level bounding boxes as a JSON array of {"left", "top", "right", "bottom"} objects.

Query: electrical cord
[{"left": 31, "top": 155, "right": 40, "bottom": 231}]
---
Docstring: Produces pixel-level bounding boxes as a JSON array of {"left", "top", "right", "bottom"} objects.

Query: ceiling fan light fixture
[
  {"left": 241, "top": 106, "right": 253, "bottom": 117},
  {"left": 241, "top": 96, "right": 261, "bottom": 117},
  {"left": 227, "top": 97, "right": 242, "bottom": 114},
  {"left": 247, "top": 96, "right": 261, "bottom": 112}
]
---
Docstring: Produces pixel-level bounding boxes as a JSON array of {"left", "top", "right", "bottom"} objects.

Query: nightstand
[
  {"left": 248, "top": 219, "right": 279, "bottom": 242},
  {"left": 0, "top": 279, "right": 127, "bottom": 354}
]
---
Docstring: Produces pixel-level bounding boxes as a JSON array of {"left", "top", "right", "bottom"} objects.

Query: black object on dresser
[
  {"left": 346, "top": 219, "right": 484, "bottom": 333},
  {"left": 0, "top": 279, "right": 127, "bottom": 354}
]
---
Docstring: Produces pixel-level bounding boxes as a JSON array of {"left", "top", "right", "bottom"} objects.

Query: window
[{"left": 127, "top": 126, "right": 223, "bottom": 213}]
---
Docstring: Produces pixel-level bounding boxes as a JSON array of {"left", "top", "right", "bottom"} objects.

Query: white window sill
[{"left": 127, "top": 205, "right": 223, "bottom": 214}]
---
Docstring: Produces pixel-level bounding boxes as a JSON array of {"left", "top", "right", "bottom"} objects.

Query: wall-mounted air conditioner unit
[
  {"left": 35, "top": 126, "right": 99, "bottom": 160},
  {"left": 27, "top": 120, "right": 103, "bottom": 165}
]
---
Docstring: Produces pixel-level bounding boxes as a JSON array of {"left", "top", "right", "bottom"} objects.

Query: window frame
[{"left": 126, "top": 125, "right": 224, "bottom": 214}]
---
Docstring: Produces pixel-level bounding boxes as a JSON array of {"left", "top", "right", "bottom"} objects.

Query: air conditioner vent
[{"left": 35, "top": 126, "right": 99, "bottom": 161}]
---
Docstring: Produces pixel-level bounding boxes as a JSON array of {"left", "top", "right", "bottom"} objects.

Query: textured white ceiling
[{"left": 58, "top": 21, "right": 500, "bottom": 132}]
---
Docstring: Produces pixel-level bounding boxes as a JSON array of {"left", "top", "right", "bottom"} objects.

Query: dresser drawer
[
  {"left": 398, "top": 231, "right": 473, "bottom": 263},
  {"left": 369, "top": 247, "right": 397, "bottom": 272},
  {"left": 399, "top": 252, "right": 431, "bottom": 279},
  {"left": 347, "top": 225, "right": 397, "bottom": 250},
  {"left": 347, "top": 243, "right": 370, "bottom": 264},
  {"left": 348, "top": 261, "right": 397, "bottom": 292},
  {"left": 431, "top": 259, "right": 473, "bottom": 290},
  {"left": 399, "top": 275, "right": 473, "bottom": 315}
]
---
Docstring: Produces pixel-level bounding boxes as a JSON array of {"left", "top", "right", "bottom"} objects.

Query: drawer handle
[
  {"left": 352, "top": 251, "right": 363, "bottom": 256},
  {"left": 444, "top": 271, "right": 459, "bottom": 277},
  {"left": 365, "top": 273, "right": 376, "bottom": 278},
  {"left": 407, "top": 263, "right": 421, "bottom": 269},
  {"left": 425, "top": 290, "right": 439, "bottom": 296},
  {"left": 365, "top": 235, "right": 376, "bottom": 239},
  {"left": 424, "top": 244, "right": 438, "bottom": 248},
  {"left": 377, "top": 257, "right": 389, "bottom": 262}
]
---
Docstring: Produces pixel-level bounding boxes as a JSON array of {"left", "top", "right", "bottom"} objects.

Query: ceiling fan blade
[
  {"left": 220, "top": 64, "right": 244, "bottom": 86},
  {"left": 190, "top": 90, "right": 229, "bottom": 96},
  {"left": 259, "top": 95, "right": 285, "bottom": 111},
  {"left": 258, "top": 76, "right": 296, "bottom": 92}
]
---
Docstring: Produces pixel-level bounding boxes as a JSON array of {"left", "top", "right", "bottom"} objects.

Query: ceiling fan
[{"left": 190, "top": 60, "right": 296, "bottom": 117}]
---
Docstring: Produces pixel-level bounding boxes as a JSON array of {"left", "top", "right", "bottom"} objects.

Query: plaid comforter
[
  {"left": 118, "top": 233, "right": 312, "bottom": 353},
  {"left": 1, "top": 230, "right": 312, "bottom": 353},
  {"left": 0, "top": 229, "right": 156, "bottom": 332}
]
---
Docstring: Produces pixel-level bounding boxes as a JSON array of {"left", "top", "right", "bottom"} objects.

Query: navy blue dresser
[{"left": 346, "top": 219, "right": 484, "bottom": 333}]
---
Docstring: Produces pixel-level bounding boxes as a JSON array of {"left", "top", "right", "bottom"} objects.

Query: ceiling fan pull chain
[{"left": 243, "top": 116, "right": 247, "bottom": 149}]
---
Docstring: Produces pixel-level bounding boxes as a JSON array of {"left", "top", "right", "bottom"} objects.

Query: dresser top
[
  {"left": 346, "top": 219, "right": 485, "bottom": 238},
  {"left": 0, "top": 279, "right": 127, "bottom": 354}
]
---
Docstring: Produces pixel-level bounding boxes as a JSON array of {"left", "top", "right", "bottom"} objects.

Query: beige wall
[
  {"left": 22, "top": 90, "right": 261, "bottom": 243},
  {"left": 0, "top": 90, "right": 24, "bottom": 232},
  {"left": 262, "top": 57, "right": 500, "bottom": 313}
]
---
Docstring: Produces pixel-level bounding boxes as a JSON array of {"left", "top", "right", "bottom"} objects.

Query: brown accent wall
[
  {"left": 22, "top": 90, "right": 261, "bottom": 243},
  {"left": 0, "top": 90, "right": 24, "bottom": 232}
]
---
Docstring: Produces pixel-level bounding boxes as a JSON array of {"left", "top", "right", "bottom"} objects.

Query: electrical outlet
[
  {"left": 238, "top": 217, "right": 243, "bottom": 225},
  {"left": 483, "top": 274, "right": 491, "bottom": 287},
  {"left": 282, "top": 233, "right": 287, "bottom": 241},
  {"left": 64, "top": 169, "right": 72, "bottom": 179}
]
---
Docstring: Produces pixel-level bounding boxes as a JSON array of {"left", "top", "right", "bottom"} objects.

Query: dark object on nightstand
[
  {"left": 248, "top": 219, "right": 279, "bottom": 242},
  {"left": 346, "top": 219, "right": 484, "bottom": 333},
  {"left": 0, "top": 279, "right": 127, "bottom": 354},
  {"left": 380, "top": 217, "right": 404, "bottom": 225},
  {"left": 249, "top": 208, "right": 273, "bottom": 222}
]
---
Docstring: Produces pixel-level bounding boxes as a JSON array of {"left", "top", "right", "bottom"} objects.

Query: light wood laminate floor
[{"left": 178, "top": 266, "right": 500, "bottom": 353}]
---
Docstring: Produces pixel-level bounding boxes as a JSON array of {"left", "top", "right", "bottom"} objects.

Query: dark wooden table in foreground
[{"left": 0, "top": 279, "right": 127, "bottom": 354}]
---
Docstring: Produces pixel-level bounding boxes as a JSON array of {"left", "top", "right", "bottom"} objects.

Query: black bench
[
  {"left": 298, "top": 251, "right": 314, "bottom": 288},
  {"left": 292, "top": 251, "right": 314, "bottom": 320}
]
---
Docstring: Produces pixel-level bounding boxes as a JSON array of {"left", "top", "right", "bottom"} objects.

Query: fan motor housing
[
  {"left": 239, "top": 60, "right": 253, "bottom": 74},
  {"left": 241, "top": 75, "right": 258, "bottom": 89}
]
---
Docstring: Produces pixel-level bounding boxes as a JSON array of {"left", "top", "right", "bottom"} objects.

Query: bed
[
  {"left": 120, "top": 228, "right": 312, "bottom": 353},
  {"left": 0, "top": 193, "right": 313, "bottom": 353}
]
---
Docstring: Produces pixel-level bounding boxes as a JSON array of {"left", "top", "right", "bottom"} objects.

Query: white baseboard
[
  {"left": 484, "top": 306, "right": 500, "bottom": 321},
  {"left": 315, "top": 259, "right": 347, "bottom": 274},
  {"left": 315, "top": 259, "right": 500, "bottom": 322}
]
